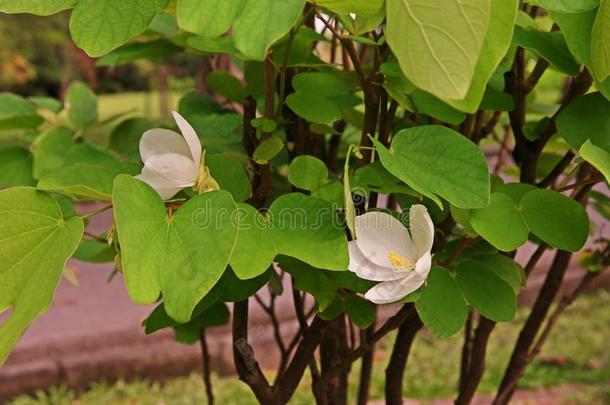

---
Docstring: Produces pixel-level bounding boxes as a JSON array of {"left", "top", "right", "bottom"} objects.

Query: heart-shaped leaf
[
  {"left": 0, "top": 188, "right": 84, "bottom": 366},
  {"left": 373, "top": 125, "right": 490, "bottom": 208},
  {"left": 113, "top": 175, "right": 238, "bottom": 322}
]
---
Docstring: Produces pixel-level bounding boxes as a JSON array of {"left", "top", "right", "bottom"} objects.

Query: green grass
[{"left": 9, "top": 290, "right": 610, "bottom": 405}]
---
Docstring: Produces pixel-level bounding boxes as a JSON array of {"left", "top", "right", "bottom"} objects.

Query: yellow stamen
[
  {"left": 387, "top": 251, "right": 411, "bottom": 269},
  {"left": 195, "top": 150, "right": 220, "bottom": 194}
]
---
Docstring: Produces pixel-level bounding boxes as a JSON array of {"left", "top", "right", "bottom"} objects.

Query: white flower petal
[
  {"left": 409, "top": 204, "right": 435, "bottom": 259},
  {"left": 135, "top": 173, "right": 183, "bottom": 200},
  {"left": 142, "top": 153, "right": 198, "bottom": 187},
  {"left": 139, "top": 128, "right": 192, "bottom": 163},
  {"left": 414, "top": 250, "right": 432, "bottom": 278},
  {"left": 364, "top": 271, "right": 427, "bottom": 304},
  {"left": 355, "top": 211, "right": 415, "bottom": 268},
  {"left": 348, "top": 241, "right": 405, "bottom": 281},
  {"left": 172, "top": 111, "right": 202, "bottom": 165}
]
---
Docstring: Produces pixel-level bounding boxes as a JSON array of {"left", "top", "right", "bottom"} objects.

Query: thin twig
[{"left": 200, "top": 328, "right": 215, "bottom": 405}]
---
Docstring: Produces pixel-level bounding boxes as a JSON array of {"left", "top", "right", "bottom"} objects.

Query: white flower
[
  {"left": 348, "top": 205, "right": 434, "bottom": 304},
  {"left": 136, "top": 111, "right": 202, "bottom": 200}
]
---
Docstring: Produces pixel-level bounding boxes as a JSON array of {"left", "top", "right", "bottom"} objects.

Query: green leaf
[
  {"left": 288, "top": 155, "right": 328, "bottom": 190},
  {"left": 579, "top": 139, "right": 610, "bottom": 183},
  {"left": 450, "top": 205, "right": 476, "bottom": 236},
  {"left": 174, "top": 302, "right": 230, "bottom": 344},
  {"left": 520, "top": 189, "right": 589, "bottom": 252},
  {"left": 313, "top": 0, "right": 383, "bottom": 15},
  {"left": 445, "top": 0, "right": 519, "bottom": 113},
  {"left": 480, "top": 86, "right": 515, "bottom": 111},
  {"left": 73, "top": 240, "right": 115, "bottom": 263},
  {"left": 178, "top": 91, "right": 225, "bottom": 118},
  {"left": 251, "top": 118, "right": 278, "bottom": 133},
  {"left": 149, "top": 14, "right": 179, "bottom": 36},
  {"left": 29, "top": 96, "right": 62, "bottom": 113},
  {"left": 590, "top": 190, "right": 610, "bottom": 220},
  {"left": 556, "top": 92, "right": 610, "bottom": 151},
  {"left": 113, "top": 175, "right": 238, "bottom": 322},
  {"left": 312, "top": 180, "right": 344, "bottom": 207},
  {"left": 470, "top": 192, "right": 529, "bottom": 251},
  {"left": 70, "top": 0, "right": 169, "bottom": 57},
  {"left": 206, "top": 154, "right": 252, "bottom": 202},
  {"left": 531, "top": 0, "right": 599, "bottom": 12},
  {"left": 592, "top": 0, "right": 610, "bottom": 81},
  {"left": 551, "top": 8, "right": 597, "bottom": 66},
  {"left": 110, "top": 118, "right": 155, "bottom": 158},
  {"left": 96, "top": 40, "right": 182, "bottom": 67},
  {"left": 411, "top": 90, "right": 466, "bottom": 125},
  {"left": 33, "top": 127, "right": 74, "bottom": 179},
  {"left": 380, "top": 61, "right": 416, "bottom": 108},
  {"left": 472, "top": 254, "right": 525, "bottom": 294},
  {"left": 318, "top": 296, "right": 345, "bottom": 320},
  {"left": 145, "top": 285, "right": 223, "bottom": 334},
  {"left": 217, "top": 268, "right": 271, "bottom": 302},
  {"left": 344, "top": 294, "right": 376, "bottom": 329},
  {"left": 187, "top": 113, "right": 244, "bottom": 153},
  {"left": 207, "top": 71, "right": 247, "bottom": 103},
  {"left": 326, "top": 271, "right": 376, "bottom": 294},
  {"left": 454, "top": 259, "right": 516, "bottom": 322},
  {"left": 0, "top": 93, "right": 43, "bottom": 130},
  {"left": 386, "top": 0, "right": 491, "bottom": 100},
  {"left": 268, "top": 193, "right": 348, "bottom": 270},
  {"left": 495, "top": 182, "right": 537, "bottom": 202},
  {"left": 415, "top": 266, "right": 467, "bottom": 338},
  {"left": 253, "top": 136, "right": 284, "bottom": 164},
  {"left": 177, "top": 0, "right": 241, "bottom": 37},
  {"left": 513, "top": 26, "right": 579, "bottom": 75},
  {"left": 372, "top": 125, "right": 490, "bottom": 209},
  {"left": 66, "top": 81, "right": 98, "bottom": 128},
  {"left": 292, "top": 72, "right": 351, "bottom": 97},
  {"left": 0, "top": 0, "right": 75, "bottom": 15},
  {"left": 0, "top": 188, "right": 84, "bottom": 366},
  {"left": 233, "top": 0, "right": 305, "bottom": 61},
  {"left": 38, "top": 162, "right": 141, "bottom": 201},
  {"left": 340, "top": 5, "right": 386, "bottom": 35},
  {"left": 286, "top": 93, "right": 342, "bottom": 124},
  {"left": 278, "top": 257, "right": 337, "bottom": 310},
  {"left": 187, "top": 35, "right": 239, "bottom": 55},
  {"left": 0, "top": 147, "right": 35, "bottom": 187},
  {"left": 229, "top": 203, "right": 276, "bottom": 279}
]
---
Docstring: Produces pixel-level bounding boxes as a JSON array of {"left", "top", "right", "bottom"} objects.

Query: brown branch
[
  {"left": 524, "top": 243, "right": 548, "bottom": 277},
  {"left": 321, "top": 304, "right": 415, "bottom": 383},
  {"left": 506, "top": 47, "right": 537, "bottom": 184},
  {"left": 537, "top": 151, "right": 574, "bottom": 188},
  {"left": 528, "top": 270, "right": 602, "bottom": 363},
  {"left": 357, "top": 325, "right": 376, "bottom": 405},
  {"left": 232, "top": 300, "right": 275, "bottom": 404},
  {"left": 200, "top": 328, "right": 215, "bottom": 405},
  {"left": 493, "top": 179, "right": 594, "bottom": 405},
  {"left": 472, "top": 110, "right": 502, "bottom": 145},
  {"left": 556, "top": 174, "right": 605, "bottom": 192},
  {"left": 254, "top": 294, "right": 289, "bottom": 378},
  {"left": 458, "top": 311, "right": 474, "bottom": 392},
  {"left": 455, "top": 317, "right": 496, "bottom": 405},
  {"left": 524, "top": 58, "right": 550, "bottom": 94},
  {"left": 441, "top": 236, "right": 477, "bottom": 267},
  {"left": 292, "top": 283, "right": 326, "bottom": 403},
  {"left": 384, "top": 310, "right": 423, "bottom": 405},
  {"left": 275, "top": 316, "right": 330, "bottom": 404}
]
